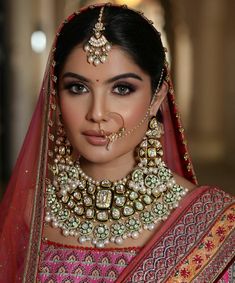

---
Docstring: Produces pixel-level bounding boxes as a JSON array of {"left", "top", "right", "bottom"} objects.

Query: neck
[{"left": 79, "top": 151, "right": 136, "bottom": 182}]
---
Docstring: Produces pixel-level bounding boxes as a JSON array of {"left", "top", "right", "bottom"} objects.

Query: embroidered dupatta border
[
  {"left": 117, "top": 187, "right": 235, "bottom": 283},
  {"left": 191, "top": 212, "right": 235, "bottom": 282},
  {"left": 169, "top": 203, "right": 235, "bottom": 283},
  {"left": 22, "top": 74, "right": 51, "bottom": 283}
]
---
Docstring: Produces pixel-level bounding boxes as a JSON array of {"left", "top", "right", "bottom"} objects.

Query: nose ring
[{"left": 98, "top": 112, "right": 126, "bottom": 150}]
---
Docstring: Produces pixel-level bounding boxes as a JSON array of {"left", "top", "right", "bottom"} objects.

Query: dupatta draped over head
[{"left": 2, "top": 4, "right": 233, "bottom": 283}]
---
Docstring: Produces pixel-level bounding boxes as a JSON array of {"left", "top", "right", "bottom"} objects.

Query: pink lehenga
[{"left": 0, "top": 4, "right": 234, "bottom": 283}]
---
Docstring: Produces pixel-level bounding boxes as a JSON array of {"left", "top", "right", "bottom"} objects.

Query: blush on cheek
[
  {"left": 123, "top": 102, "right": 150, "bottom": 130},
  {"left": 60, "top": 96, "right": 80, "bottom": 125}
]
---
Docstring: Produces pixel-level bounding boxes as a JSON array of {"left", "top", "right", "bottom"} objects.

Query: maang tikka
[{"left": 84, "top": 6, "right": 112, "bottom": 66}]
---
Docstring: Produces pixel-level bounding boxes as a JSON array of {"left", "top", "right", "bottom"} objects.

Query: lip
[{"left": 83, "top": 130, "right": 109, "bottom": 146}]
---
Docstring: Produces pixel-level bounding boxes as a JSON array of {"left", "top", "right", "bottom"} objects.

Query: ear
[{"left": 150, "top": 81, "right": 168, "bottom": 116}]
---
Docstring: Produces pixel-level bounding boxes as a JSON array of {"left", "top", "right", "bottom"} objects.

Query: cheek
[
  {"left": 59, "top": 95, "right": 84, "bottom": 133},
  {"left": 122, "top": 96, "right": 150, "bottom": 129}
]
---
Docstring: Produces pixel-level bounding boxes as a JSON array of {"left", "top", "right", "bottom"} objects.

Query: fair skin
[{"left": 43, "top": 45, "right": 196, "bottom": 248}]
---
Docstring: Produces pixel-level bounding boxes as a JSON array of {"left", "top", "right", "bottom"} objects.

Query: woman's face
[{"left": 58, "top": 45, "right": 161, "bottom": 165}]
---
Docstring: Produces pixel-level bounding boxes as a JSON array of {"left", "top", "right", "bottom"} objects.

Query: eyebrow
[
  {"left": 106, "top": 73, "right": 143, "bottom": 83},
  {"left": 62, "top": 72, "right": 90, "bottom": 82},
  {"left": 61, "top": 72, "right": 143, "bottom": 83}
]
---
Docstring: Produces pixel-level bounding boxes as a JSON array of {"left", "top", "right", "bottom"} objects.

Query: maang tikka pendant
[{"left": 84, "top": 6, "right": 112, "bottom": 66}]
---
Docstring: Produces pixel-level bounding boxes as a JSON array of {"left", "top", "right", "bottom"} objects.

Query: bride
[{"left": 0, "top": 3, "right": 234, "bottom": 282}]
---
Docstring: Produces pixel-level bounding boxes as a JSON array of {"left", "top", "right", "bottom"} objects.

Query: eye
[
  {"left": 112, "top": 83, "right": 136, "bottom": 96},
  {"left": 64, "top": 82, "right": 89, "bottom": 95}
]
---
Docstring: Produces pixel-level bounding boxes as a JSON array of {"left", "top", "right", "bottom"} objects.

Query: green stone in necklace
[{"left": 45, "top": 158, "right": 188, "bottom": 248}]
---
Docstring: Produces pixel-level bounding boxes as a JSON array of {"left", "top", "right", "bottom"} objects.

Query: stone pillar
[
  {"left": 6, "top": 0, "right": 34, "bottom": 168},
  {"left": 6, "top": 0, "right": 56, "bottom": 170},
  {"left": 189, "top": 0, "right": 226, "bottom": 162}
]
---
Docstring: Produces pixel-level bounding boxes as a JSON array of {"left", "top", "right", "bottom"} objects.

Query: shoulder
[
  {"left": 173, "top": 172, "right": 234, "bottom": 198},
  {"left": 173, "top": 172, "right": 235, "bottom": 208},
  {"left": 173, "top": 172, "right": 197, "bottom": 191}
]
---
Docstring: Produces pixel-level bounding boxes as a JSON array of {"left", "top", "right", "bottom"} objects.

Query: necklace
[{"left": 45, "top": 147, "right": 188, "bottom": 248}]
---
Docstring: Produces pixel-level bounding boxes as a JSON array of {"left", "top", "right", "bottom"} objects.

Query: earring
[
  {"left": 137, "top": 116, "right": 164, "bottom": 168},
  {"left": 51, "top": 117, "right": 73, "bottom": 175}
]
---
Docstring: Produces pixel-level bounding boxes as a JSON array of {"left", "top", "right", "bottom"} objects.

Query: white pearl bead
[
  {"left": 94, "top": 59, "right": 100, "bottom": 65},
  {"left": 106, "top": 44, "right": 111, "bottom": 51},
  {"left": 79, "top": 236, "right": 86, "bottom": 244},
  {"left": 52, "top": 221, "right": 58, "bottom": 228},
  {"left": 84, "top": 44, "right": 89, "bottom": 51},
  {"left": 63, "top": 230, "right": 69, "bottom": 237},
  {"left": 132, "top": 231, "right": 139, "bottom": 239},
  {"left": 88, "top": 56, "right": 94, "bottom": 63},
  {"left": 96, "top": 242, "right": 104, "bottom": 248},
  {"left": 45, "top": 215, "right": 51, "bottom": 222},
  {"left": 115, "top": 237, "right": 123, "bottom": 245},
  {"left": 148, "top": 224, "right": 155, "bottom": 230},
  {"left": 72, "top": 183, "right": 77, "bottom": 189},
  {"left": 101, "top": 56, "right": 107, "bottom": 63}
]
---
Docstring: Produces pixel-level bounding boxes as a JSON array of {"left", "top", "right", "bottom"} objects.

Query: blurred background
[{"left": 0, "top": 0, "right": 234, "bottom": 197}]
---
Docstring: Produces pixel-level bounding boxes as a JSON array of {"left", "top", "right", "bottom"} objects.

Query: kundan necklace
[{"left": 45, "top": 117, "right": 188, "bottom": 248}]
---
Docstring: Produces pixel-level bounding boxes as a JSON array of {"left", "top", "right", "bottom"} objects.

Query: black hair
[{"left": 54, "top": 5, "right": 166, "bottom": 94}]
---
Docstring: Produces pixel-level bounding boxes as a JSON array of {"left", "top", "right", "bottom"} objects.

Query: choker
[{"left": 45, "top": 117, "right": 188, "bottom": 248}]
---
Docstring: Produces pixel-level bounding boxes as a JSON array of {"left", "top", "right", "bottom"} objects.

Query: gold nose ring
[{"left": 98, "top": 112, "right": 126, "bottom": 150}]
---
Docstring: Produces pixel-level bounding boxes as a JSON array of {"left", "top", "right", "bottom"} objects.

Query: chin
[{"left": 77, "top": 146, "right": 116, "bottom": 163}]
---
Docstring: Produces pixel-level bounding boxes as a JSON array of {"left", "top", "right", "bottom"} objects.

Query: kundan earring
[
  {"left": 137, "top": 116, "right": 164, "bottom": 168},
  {"left": 52, "top": 116, "right": 73, "bottom": 173}
]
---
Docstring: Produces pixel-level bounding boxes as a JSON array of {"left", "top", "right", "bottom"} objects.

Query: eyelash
[
  {"left": 64, "top": 82, "right": 88, "bottom": 95},
  {"left": 112, "top": 83, "right": 136, "bottom": 96},
  {"left": 63, "top": 81, "right": 136, "bottom": 96}
]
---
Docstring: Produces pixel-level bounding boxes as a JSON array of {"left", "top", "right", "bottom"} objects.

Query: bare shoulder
[{"left": 173, "top": 172, "right": 197, "bottom": 191}]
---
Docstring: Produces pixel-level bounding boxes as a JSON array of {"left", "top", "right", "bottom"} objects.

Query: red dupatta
[{"left": 0, "top": 4, "right": 209, "bottom": 283}]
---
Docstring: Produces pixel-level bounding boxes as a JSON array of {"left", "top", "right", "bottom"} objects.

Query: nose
[{"left": 86, "top": 93, "right": 108, "bottom": 123}]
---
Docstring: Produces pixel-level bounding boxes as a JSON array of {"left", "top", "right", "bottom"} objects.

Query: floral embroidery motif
[
  {"left": 180, "top": 267, "right": 190, "bottom": 278},
  {"left": 37, "top": 241, "right": 138, "bottom": 283},
  {"left": 204, "top": 240, "right": 215, "bottom": 252},
  {"left": 168, "top": 203, "right": 235, "bottom": 282}
]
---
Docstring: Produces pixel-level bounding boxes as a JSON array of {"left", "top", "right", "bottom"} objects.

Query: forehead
[{"left": 60, "top": 45, "right": 150, "bottom": 81}]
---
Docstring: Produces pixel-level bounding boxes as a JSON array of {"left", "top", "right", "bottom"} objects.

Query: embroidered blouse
[{"left": 37, "top": 240, "right": 140, "bottom": 283}]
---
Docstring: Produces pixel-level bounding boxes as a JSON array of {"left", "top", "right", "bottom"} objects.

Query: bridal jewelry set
[
  {"left": 45, "top": 6, "right": 188, "bottom": 248},
  {"left": 45, "top": 116, "right": 188, "bottom": 248}
]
